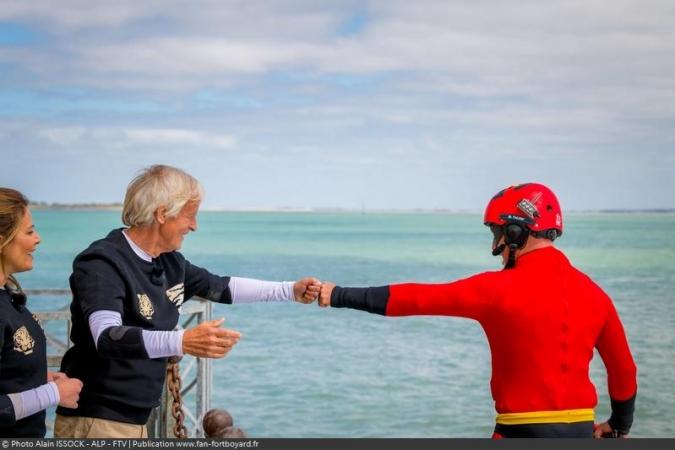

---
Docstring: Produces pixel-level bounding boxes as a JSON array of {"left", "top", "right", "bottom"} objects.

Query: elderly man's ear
[{"left": 155, "top": 207, "right": 168, "bottom": 225}]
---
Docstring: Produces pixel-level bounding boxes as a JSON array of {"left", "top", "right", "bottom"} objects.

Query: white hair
[{"left": 122, "top": 165, "right": 204, "bottom": 227}]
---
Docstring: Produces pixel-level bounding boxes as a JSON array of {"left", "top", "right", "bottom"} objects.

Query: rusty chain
[{"left": 167, "top": 356, "right": 188, "bottom": 439}]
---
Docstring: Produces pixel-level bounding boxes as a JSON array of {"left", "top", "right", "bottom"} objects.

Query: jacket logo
[
  {"left": 13, "top": 326, "right": 35, "bottom": 355},
  {"left": 137, "top": 293, "right": 155, "bottom": 320},
  {"left": 166, "top": 283, "right": 185, "bottom": 308}
]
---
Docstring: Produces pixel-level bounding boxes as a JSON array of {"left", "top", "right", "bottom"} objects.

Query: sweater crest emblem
[
  {"left": 13, "top": 326, "right": 35, "bottom": 355},
  {"left": 166, "top": 283, "right": 185, "bottom": 308},
  {"left": 137, "top": 293, "right": 155, "bottom": 320}
]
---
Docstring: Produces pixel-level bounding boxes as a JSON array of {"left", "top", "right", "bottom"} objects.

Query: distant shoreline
[
  {"left": 30, "top": 202, "right": 123, "bottom": 211},
  {"left": 29, "top": 202, "right": 675, "bottom": 214}
]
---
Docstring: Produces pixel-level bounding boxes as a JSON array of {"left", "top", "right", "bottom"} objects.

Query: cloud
[
  {"left": 1, "top": 1, "right": 674, "bottom": 209},
  {"left": 0, "top": 0, "right": 169, "bottom": 29},
  {"left": 123, "top": 128, "right": 235, "bottom": 149},
  {"left": 38, "top": 126, "right": 236, "bottom": 151},
  {"left": 39, "top": 126, "right": 86, "bottom": 147},
  {"left": 73, "top": 38, "right": 318, "bottom": 76},
  {"left": 2, "top": 0, "right": 674, "bottom": 99}
]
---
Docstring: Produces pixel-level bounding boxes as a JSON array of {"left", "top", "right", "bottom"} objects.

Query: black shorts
[{"left": 493, "top": 421, "right": 594, "bottom": 438}]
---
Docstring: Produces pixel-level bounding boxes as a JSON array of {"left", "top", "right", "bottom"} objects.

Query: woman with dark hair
[{"left": 0, "top": 188, "right": 83, "bottom": 437}]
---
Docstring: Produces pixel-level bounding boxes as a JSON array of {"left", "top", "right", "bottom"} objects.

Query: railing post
[{"left": 195, "top": 301, "right": 213, "bottom": 437}]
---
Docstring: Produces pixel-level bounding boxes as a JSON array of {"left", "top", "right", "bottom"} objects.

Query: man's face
[{"left": 159, "top": 200, "right": 200, "bottom": 252}]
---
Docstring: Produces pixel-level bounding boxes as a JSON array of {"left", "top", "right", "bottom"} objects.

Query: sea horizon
[{"left": 28, "top": 202, "right": 675, "bottom": 215}]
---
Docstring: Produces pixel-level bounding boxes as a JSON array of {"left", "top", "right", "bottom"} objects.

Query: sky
[{"left": 1, "top": 0, "right": 674, "bottom": 211}]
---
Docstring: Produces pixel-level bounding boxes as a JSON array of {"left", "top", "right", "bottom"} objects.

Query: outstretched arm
[
  {"left": 228, "top": 276, "right": 321, "bottom": 304},
  {"left": 319, "top": 272, "right": 495, "bottom": 321},
  {"left": 184, "top": 260, "right": 320, "bottom": 304}
]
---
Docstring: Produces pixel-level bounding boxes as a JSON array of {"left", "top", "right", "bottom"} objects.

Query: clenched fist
[
  {"left": 293, "top": 277, "right": 322, "bottom": 304},
  {"left": 318, "top": 281, "right": 336, "bottom": 308},
  {"left": 55, "top": 377, "right": 83, "bottom": 409}
]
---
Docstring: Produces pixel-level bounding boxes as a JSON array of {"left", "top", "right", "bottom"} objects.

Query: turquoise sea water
[{"left": 22, "top": 211, "right": 675, "bottom": 437}]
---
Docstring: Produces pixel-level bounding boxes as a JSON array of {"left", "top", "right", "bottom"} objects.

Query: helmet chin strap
[
  {"left": 491, "top": 243, "right": 517, "bottom": 269},
  {"left": 504, "top": 244, "right": 518, "bottom": 269}
]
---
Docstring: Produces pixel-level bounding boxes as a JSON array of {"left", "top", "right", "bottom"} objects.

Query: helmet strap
[
  {"left": 504, "top": 244, "right": 518, "bottom": 269},
  {"left": 532, "top": 229, "right": 559, "bottom": 241},
  {"left": 502, "top": 222, "right": 529, "bottom": 269}
]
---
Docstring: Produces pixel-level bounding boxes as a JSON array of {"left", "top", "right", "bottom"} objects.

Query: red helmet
[{"left": 483, "top": 183, "right": 563, "bottom": 239}]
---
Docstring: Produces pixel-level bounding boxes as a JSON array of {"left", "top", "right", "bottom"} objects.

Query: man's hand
[
  {"left": 48, "top": 371, "right": 68, "bottom": 382},
  {"left": 55, "top": 377, "right": 83, "bottom": 409},
  {"left": 182, "top": 318, "right": 241, "bottom": 359},
  {"left": 318, "top": 282, "right": 336, "bottom": 308},
  {"left": 594, "top": 422, "right": 628, "bottom": 438},
  {"left": 293, "top": 277, "right": 322, "bottom": 304}
]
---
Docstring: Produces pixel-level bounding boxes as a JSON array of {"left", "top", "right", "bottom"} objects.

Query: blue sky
[{"left": 1, "top": 0, "right": 674, "bottom": 210}]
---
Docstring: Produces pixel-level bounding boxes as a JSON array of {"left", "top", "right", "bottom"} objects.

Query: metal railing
[{"left": 30, "top": 289, "right": 212, "bottom": 438}]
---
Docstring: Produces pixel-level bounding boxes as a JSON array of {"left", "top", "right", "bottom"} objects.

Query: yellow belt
[{"left": 496, "top": 408, "right": 595, "bottom": 425}]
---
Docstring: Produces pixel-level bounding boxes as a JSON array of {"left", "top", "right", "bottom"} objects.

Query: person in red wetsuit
[{"left": 318, "top": 183, "right": 637, "bottom": 438}]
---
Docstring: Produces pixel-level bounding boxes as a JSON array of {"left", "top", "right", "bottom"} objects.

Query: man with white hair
[{"left": 54, "top": 165, "right": 321, "bottom": 438}]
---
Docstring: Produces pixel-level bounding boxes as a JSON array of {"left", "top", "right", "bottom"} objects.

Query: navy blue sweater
[
  {"left": 0, "top": 288, "right": 48, "bottom": 437},
  {"left": 58, "top": 229, "right": 232, "bottom": 424}
]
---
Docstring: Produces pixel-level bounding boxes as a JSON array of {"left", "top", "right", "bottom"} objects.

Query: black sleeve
[
  {"left": 96, "top": 326, "right": 150, "bottom": 360},
  {"left": 0, "top": 321, "right": 17, "bottom": 426},
  {"left": 0, "top": 395, "right": 16, "bottom": 427},
  {"left": 608, "top": 392, "right": 636, "bottom": 435},
  {"left": 330, "top": 286, "right": 391, "bottom": 315},
  {"left": 71, "top": 257, "right": 126, "bottom": 318},
  {"left": 184, "top": 260, "right": 232, "bottom": 304}
]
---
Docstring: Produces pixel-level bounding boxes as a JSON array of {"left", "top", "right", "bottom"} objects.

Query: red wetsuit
[{"left": 330, "top": 246, "right": 637, "bottom": 435}]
